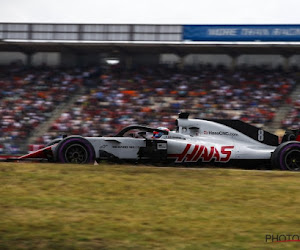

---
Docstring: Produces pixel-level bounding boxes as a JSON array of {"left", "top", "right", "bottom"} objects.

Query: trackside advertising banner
[{"left": 183, "top": 25, "right": 300, "bottom": 41}]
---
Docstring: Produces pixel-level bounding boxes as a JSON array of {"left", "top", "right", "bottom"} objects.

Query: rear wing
[{"left": 282, "top": 129, "right": 300, "bottom": 143}]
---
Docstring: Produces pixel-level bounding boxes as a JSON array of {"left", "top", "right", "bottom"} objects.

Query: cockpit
[{"left": 115, "top": 125, "right": 169, "bottom": 139}]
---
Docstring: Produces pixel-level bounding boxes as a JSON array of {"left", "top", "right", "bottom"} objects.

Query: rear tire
[
  {"left": 55, "top": 136, "right": 95, "bottom": 164},
  {"left": 271, "top": 142, "right": 300, "bottom": 171}
]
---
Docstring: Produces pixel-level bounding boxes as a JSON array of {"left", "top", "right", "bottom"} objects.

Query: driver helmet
[{"left": 153, "top": 127, "right": 170, "bottom": 138}]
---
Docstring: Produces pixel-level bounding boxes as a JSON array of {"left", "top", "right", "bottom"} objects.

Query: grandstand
[{"left": 1, "top": 23, "right": 300, "bottom": 153}]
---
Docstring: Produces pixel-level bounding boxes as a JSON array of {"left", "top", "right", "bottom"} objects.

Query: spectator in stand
[
  {"left": 282, "top": 96, "right": 300, "bottom": 129},
  {"left": 0, "top": 65, "right": 91, "bottom": 153},
  {"left": 0, "top": 64, "right": 298, "bottom": 150},
  {"left": 36, "top": 65, "right": 297, "bottom": 145}
]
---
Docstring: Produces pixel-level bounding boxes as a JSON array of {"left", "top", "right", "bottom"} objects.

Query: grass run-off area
[{"left": 0, "top": 163, "right": 299, "bottom": 249}]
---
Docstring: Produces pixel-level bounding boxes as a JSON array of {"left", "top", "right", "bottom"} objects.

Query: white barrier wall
[
  {"left": 32, "top": 53, "right": 60, "bottom": 66},
  {"left": 0, "top": 52, "right": 60, "bottom": 66},
  {"left": 0, "top": 52, "right": 26, "bottom": 65},
  {"left": 184, "top": 54, "right": 232, "bottom": 66},
  {"left": 237, "top": 55, "right": 284, "bottom": 67},
  {"left": 160, "top": 54, "right": 295, "bottom": 68},
  {"left": 1, "top": 51, "right": 299, "bottom": 68}
]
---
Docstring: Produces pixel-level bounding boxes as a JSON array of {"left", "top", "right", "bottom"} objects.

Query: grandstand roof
[
  {"left": 1, "top": 40, "right": 300, "bottom": 56},
  {"left": 1, "top": 23, "right": 300, "bottom": 56}
]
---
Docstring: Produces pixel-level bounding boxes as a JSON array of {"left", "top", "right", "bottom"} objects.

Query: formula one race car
[{"left": 16, "top": 113, "right": 300, "bottom": 171}]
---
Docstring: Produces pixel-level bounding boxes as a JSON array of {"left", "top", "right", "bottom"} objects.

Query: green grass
[{"left": 0, "top": 163, "right": 299, "bottom": 249}]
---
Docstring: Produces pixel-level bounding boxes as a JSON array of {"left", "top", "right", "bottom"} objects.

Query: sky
[{"left": 0, "top": 0, "right": 300, "bottom": 24}]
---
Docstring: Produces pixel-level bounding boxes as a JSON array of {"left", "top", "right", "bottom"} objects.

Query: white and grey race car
[{"left": 18, "top": 113, "right": 300, "bottom": 171}]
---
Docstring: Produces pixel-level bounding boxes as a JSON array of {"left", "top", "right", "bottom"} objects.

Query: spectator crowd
[
  {"left": 0, "top": 65, "right": 82, "bottom": 153},
  {"left": 36, "top": 65, "right": 298, "bottom": 145},
  {"left": 282, "top": 96, "right": 300, "bottom": 129},
  {"left": 0, "top": 64, "right": 299, "bottom": 151}
]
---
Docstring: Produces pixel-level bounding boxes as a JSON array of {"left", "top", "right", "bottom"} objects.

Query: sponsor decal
[
  {"left": 265, "top": 234, "right": 300, "bottom": 243},
  {"left": 165, "top": 135, "right": 186, "bottom": 140},
  {"left": 112, "top": 145, "right": 137, "bottom": 149},
  {"left": 168, "top": 144, "right": 234, "bottom": 163},
  {"left": 203, "top": 131, "right": 238, "bottom": 136},
  {"left": 157, "top": 143, "right": 167, "bottom": 150}
]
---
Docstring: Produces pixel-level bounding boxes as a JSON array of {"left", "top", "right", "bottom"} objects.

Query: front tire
[
  {"left": 271, "top": 142, "right": 300, "bottom": 171},
  {"left": 55, "top": 136, "right": 95, "bottom": 164}
]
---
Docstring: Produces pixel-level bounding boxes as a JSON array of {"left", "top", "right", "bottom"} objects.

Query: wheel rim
[
  {"left": 285, "top": 149, "right": 300, "bottom": 171},
  {"left": 64, "top": 144, "right": 88, "bottom": 163}
]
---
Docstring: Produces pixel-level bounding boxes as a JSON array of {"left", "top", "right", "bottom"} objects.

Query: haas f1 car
[{"left": 18, "top": 113, "right": 300, "bottom": 171}]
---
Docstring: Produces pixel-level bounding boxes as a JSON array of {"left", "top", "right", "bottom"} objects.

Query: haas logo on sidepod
[{"left": 168, "top": 144, "right": 234, "bottom": 163}]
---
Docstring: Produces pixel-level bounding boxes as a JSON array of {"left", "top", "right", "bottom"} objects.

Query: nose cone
[{"left": 18, "top": 146, "right": 53, "bottom": 160}]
